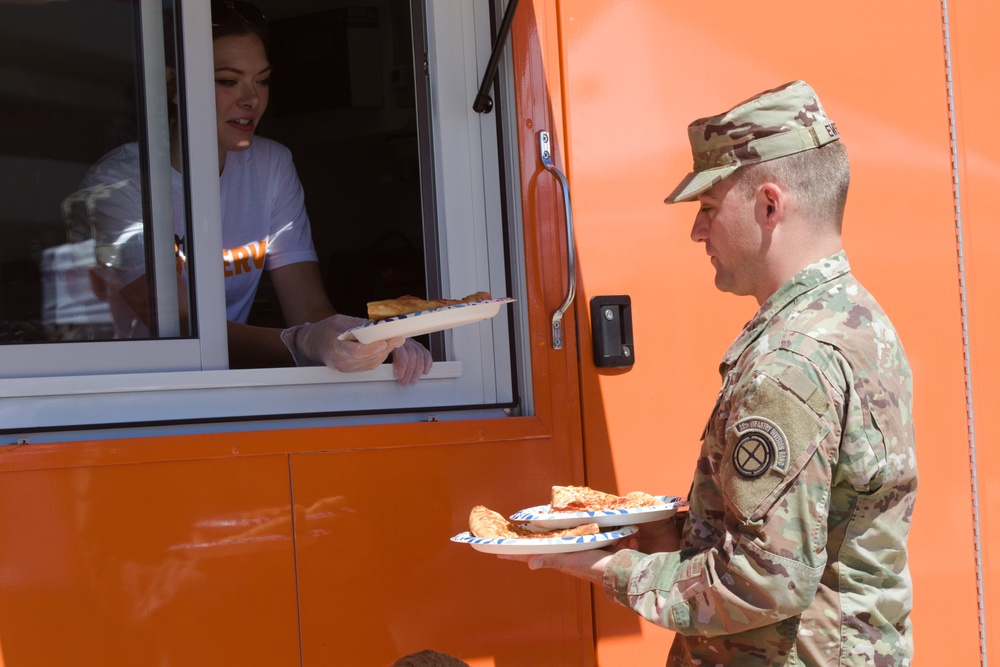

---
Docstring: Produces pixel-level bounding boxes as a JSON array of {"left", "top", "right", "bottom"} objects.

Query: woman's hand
[
  {"left": 391, "top": 337, "right": 433, "bottom": 385},
  {"left": 281, "top": 315, "right": 432, "bottom": 385},
  {"left": 281, "top": 314, "right": 402, "bottom": 372}
]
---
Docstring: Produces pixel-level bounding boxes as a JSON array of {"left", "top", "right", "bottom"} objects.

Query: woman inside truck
[{"left": 77, "top": 0, "right": 432, "bottom": 384}]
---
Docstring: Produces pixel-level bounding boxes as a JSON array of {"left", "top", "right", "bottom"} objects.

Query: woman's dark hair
[
  {"left": 211, "top": 0, "right": 268, "bottom": 51},
  {"left": 162, "top": 1, "right": 268, "bottom": 126},
  {"left": 162, "top": 1, "right": 268, "bottom": 69}
]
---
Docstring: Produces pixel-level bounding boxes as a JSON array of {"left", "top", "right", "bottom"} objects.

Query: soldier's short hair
[{"left": 732, "top": 140, "right": 851, "bottom": 232}]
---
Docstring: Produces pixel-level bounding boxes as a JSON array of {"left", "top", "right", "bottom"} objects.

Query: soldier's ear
[{"left": 756, "top": 182, "right": 784, "bottom": 230}]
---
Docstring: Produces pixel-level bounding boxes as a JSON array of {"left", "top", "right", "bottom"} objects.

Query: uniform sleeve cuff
[{"left": 602, "top": 549, "right": 644, "bottom": 606}]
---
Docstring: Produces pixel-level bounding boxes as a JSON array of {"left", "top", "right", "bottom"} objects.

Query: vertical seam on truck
[
  {"left": 288, "top": 454, "right": 305, "bottom": 667},
  {"left": 941, "top": 2, "right": 987, "bottom": 665}
]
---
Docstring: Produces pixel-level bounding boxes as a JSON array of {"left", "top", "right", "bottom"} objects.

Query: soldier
[{"left": 501, "top": 81, "right": 918, "bottom": 665}]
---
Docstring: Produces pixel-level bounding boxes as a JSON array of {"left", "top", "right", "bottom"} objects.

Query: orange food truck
[{"left": 0, "top": 0, "right": 997, "bottom": 665}]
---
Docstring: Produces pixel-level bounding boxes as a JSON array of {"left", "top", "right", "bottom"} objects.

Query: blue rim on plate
[
  {"left": 510, "top": 496, "right": 688, "bottom": 530},
  {"left": 450, "top": 524, "right": 638, "bottom": 554}
]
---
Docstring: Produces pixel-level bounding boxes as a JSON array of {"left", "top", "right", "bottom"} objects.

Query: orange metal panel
[
  {"left": 0, "top": 3, "right": 598, "bottom": 665},
  {"left": 290, "top": 442, "right": 586, "bottom": 666},
  {"left": 0, "top": 455, "right": 299, "bottom": 666},
  {"left": 0, "top": 404, "right": 586, "bottom": 663},
  {"left": 949, "top": 0, "right": 1000, "bottom": 661},
  {"left": 0, "top": 418, "right": 553, "bottom": 473},
  {"left": 557, "top": 1, "right": 978, "bottom": 664}
]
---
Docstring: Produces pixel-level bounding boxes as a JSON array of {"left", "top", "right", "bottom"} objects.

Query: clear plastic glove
[
  {"left": 280, "top": 314, "right": 402, "bottom": 373},
  {"left": 391, "top": 337, "right": 433, "bottom": 385}
]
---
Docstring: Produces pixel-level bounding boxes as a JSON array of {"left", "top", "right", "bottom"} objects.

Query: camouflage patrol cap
[{"left": 665, "top": 80, "right": 840, "bottom": 203}]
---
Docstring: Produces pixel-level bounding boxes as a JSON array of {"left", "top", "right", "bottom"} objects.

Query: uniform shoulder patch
[
  {"left": 721, "top": 370, "right": 831, "bottom": 520},
  {"left": 732, "top": 416, "right": 790, "bottom": 478}
]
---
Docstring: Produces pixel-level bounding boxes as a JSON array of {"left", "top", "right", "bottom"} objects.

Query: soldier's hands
[
  {"left": 497, "top": 516, "right": 684, "bottom": 585},
  {"left": 635, "top": 516, "right": 682, "bottom": 553},
  {"left": 497, "top": 549, "right": 617, "bottom": 586}
]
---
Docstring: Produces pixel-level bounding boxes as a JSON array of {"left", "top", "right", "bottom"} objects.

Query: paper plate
[
  {"left": 450, "top": 524, "right": 638, "bottom": 555},
  {"left": 338, "top": 298, "right": 515, "bottom": 344},
  {"left": 510, "top": 496, "right": 687, "bottom": 530}
]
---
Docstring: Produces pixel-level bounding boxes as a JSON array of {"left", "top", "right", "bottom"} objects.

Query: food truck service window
[{"left": 0, "top": 0, "right": 529, "bottom": 437}]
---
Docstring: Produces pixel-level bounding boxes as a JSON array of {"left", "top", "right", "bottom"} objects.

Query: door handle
[{"left": 538, "top": 131, "right": 576, "bottom": 350}]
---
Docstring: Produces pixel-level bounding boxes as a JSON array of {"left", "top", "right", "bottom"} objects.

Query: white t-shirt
[{"left": 77, "top": 136, "right": 318, "bottom": 330}]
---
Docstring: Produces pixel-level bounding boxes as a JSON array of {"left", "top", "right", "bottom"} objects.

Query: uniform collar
[{"left": 720, "top": 251, "right": 851, "bottom": 373}]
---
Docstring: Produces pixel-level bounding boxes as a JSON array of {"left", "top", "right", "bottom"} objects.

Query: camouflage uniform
[
  {"left": 604, "top": 82, "right": 917, "bottom": 666},
  {"left": 604, "top": 253, "right": 917, "bottom": 665}
]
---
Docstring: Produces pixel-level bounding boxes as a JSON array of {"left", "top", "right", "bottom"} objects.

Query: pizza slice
[
  {"left": 550, "top": 486, "right": 621, "bottom": 512},
  {"left": 617, "top": 490, "right": 661, "bottom": 508},
  {"left": 367, "top": 291, "right": 493, "bottom": 322},
  {"left": 469, "top": 505, "right": 524, "bottom": 540},
  {"left": 468, "top": 505, "right": 599, "bottom": 539},
  {"left": 550, "top": 485, "right": 660, "bottom": 513}
]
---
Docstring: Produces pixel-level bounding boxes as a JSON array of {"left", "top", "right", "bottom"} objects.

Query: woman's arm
[
  {"left": 268, "top": 261, "right": 337, "bottom": 325},
  {"left": 227, "top": 320, "right": 295, "bottom": 368},
  {"left": 226, "top": 262, "right": 332, "bottom": 368},
  {"left": 230, "top": 261, "right": 431, "bottom": 383}
]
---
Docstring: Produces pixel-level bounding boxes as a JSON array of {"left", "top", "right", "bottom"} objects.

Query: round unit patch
[{"left": 732, "top": 417, "right": 789, "bottom": 479}]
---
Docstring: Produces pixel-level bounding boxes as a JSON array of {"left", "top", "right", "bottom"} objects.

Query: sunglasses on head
[{"left": 211, "top": 0, "right": 266, "bottom": 31}]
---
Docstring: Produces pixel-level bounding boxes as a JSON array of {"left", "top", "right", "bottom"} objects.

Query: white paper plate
[
  {"left": 509, "top": 496, "right": 687, "bottom": 530},
  {"left": 450, "top": 524, "right": 638, "bottom": 555},
  {"left": 338, "top": 298, "right": 515, "bottom": 344}
]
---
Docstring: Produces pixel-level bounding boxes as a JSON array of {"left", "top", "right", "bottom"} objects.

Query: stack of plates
[{"left": 451, "top": 496, "right": 687, "bottom": 554}]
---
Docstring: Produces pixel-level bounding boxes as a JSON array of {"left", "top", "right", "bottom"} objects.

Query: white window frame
[{"left": 0, "top": 0, "right": 531, "bottom": 439}]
